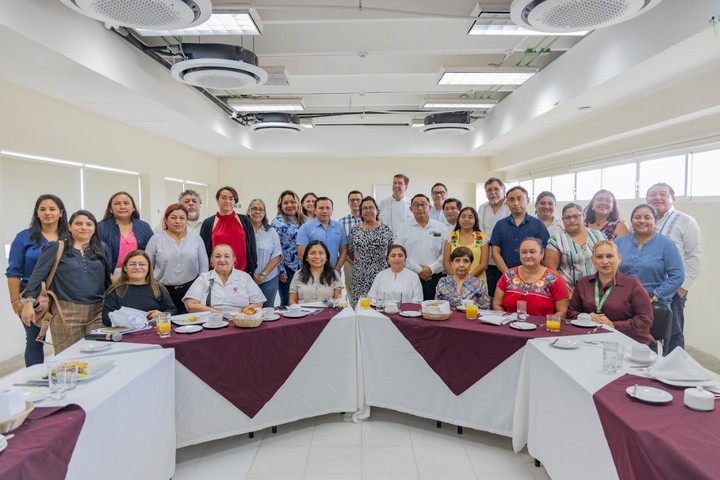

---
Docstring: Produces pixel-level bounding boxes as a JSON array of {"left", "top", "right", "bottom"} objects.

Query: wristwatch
[
  {"left": 21, "top": 297, "right": 35, "bottom": 305},
  {"left": 651, "top": 294, "right": 659, "bottom": 303}
]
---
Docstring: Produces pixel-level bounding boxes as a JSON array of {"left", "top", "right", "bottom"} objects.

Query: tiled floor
[{"left": 173, "top": 408, "right": 552, "bottom": 480}]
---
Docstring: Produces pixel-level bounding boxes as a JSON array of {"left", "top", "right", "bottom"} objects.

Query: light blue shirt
[
  {"left": 254, "top": 226, "right": 283, "bottom": 283},
  {"left": 615, "top": 233, "right": 684, "bottom": 306},
  {"left": 296, "top": 218, "right": 347, "bottom": 268}
]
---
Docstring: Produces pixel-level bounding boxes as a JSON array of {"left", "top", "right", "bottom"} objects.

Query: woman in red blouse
[
  {"left": 199, "top": 186, "right": 257, "bottom": 275},
  {"left": 492, "top": 237, "right": 569, "bottom": 317}
]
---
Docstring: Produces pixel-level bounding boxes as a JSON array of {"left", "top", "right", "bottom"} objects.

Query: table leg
[
  {"left": 248, "top": 432, "right": 254, "bottom": 439},
  {"left": 457, "top": 426, "right": 463, "bottom": 434},
  {"left": 436, "top": 421, "right": 442, "bottom": 428},
  {"left": 534, "top": 459, "right": 541, "bottom": 467},
  {"left": 271, "top": 426, "right": 278, "bottom": 434}
]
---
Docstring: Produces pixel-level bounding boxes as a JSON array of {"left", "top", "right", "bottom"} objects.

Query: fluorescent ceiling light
[
  {"left": 136, "top": 11, "right": 262, "bottom": 36},
  {"left": 422, "top": 98, "right": 497, "bottom": 110},
  {"left": 439, "top": 67, "right": 537, "bottom": 86},
  {"left": 227, "top": 98, "right": 305, "bottom": 112},
  {"left": 0, "top": 150, "right": 82, "bottom": 167},
  {"left": 410, "top": 118, "right": 425, "bottom": 128},
  {"left": 469, "top": 12, "right": 588, "bottom": 36},
  {"left": 85, "top": 164, "right": 139, "bottom": 175},
  {"left": 299, "top": 119, "right": 315, "bottom": 129}
]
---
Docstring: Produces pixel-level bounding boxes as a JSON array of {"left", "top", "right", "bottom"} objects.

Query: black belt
[{"left": 165, "top": 277, "right": 197, "bottom": 290}]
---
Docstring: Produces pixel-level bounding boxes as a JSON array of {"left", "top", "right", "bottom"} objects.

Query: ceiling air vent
[
  {"left": 170, "top": 44, "right": 268, "bottom": 90},
  {"left": 59, "top": 0, "right": 211, "bottom": 30},
  {"left": 251, "top": 114, "right": 303, "bottom": 134},
  {"left": 510, "top": 0, "right": 663, "bottom": 33},
  {"left": 421, "top": 113, "right": 474, "bottom": 136}
]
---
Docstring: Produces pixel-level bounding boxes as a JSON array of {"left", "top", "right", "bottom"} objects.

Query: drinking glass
[
  {"left": 465, "top": 302, "right": 479, "bottom": 320},
  {"left": 359, "top": 297, "right": 371, "bottom": 309},
  {"left": 64, "top": 364, "right": 79, "bottom": 390},
  {"left": 603, "top": 342, "right": 624, "bottom": 374},
  {"left": 48, "top": 362, "right": 67, "bottom": 400},
  {"left": 156, "top": 312, "right": 172, "bottom": 338},
  {"left": 546, "top": 314, "right": 561, "bottom": 332},
  {"left": 516, "top": 300, "right": 528, "bottom": 321}
]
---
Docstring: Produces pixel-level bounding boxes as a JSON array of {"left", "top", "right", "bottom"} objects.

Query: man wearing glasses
[
  {"left": 396, "top": 194, "right": 448, "bottom": 300},
  {"left": 429, "top": 183, "right": 448, "bottom": 223},
  {"left": 340, "top": 190, "right": 363, "bottom": 300}
]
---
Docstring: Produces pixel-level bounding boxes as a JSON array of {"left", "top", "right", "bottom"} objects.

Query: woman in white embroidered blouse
[
  {"left": 289, "top": 240, "right": 342, "bottom": 304},
  {"left": 367, "top": 244, "right": 423, "bottom": 304}
]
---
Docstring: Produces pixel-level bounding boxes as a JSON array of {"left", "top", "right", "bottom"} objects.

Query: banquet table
[
  {"left": 0, "top": 348, "right": 175, "bottom": 480},
  {"left": 126, "top": 307, "right": 358, "bottom": 447},
  {"left": 357, "top": 306, "right": 605, "bottom": 436}
]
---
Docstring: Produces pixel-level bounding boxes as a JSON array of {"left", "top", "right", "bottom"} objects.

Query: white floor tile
[
  {"left": 464, "top": 443, "right": 531, "bottom": 475},
  {"left": 363, "top": 475, "right": 419, "bottom": 480},
  {"left": 188, "top": 475, "right": 247, "bottom": 480},
  {"left": 313, "top": 417, "right": 362, "bottom": 446},
  {"left": 418, "top": 475, "right": 478, "bottom": 480},
  {"left": 244, "top": 475, "right": 303, "bottom": 480},
  {"left": 361, "top": 420, "right": 412, "bottom": 446},
  {"left": 306, "top": 474, "right": 361, "bottom": 480},
  {"left": 475, "top": 474, "right": 535, "bottom": 480},
  {"left": 193, "top": 438, "right": 260, "bottom": 475},
  {"left": 409, "top": 425, "right": 463, "bottom": 446},
  {"left": 305, "top": 446, "right": 362, "bottom": 475},
  {"left": 260, "top": 419, "right": 317, "bottom": 446},
  {"left": 413, "top": 445, "right": 475, "bottom": 475},
  {"left": 248, "top": 446, "right": 311, "bottom": 474},
  {"left": 362, "top": 446, "right": 418, "bottom": 475}
]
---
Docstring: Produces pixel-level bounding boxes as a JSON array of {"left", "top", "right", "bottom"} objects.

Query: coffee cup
[
  {"left": 631, "top": 344, "right": 653, "bottom": 361},
  {"left": 385, "top": 301, "right": 399, "bottom": 314},
  {"left": 207, "top": 313, "right": 223, "bottom": 326},
  {"left": 462, "top": 299, "right": 474, "bottom": 307},
  {"left": 288, "top": 304, "right": 302, "bottom": 314},
  {"left": 262, "top": 307, "right": 275, "bottom": 319}
]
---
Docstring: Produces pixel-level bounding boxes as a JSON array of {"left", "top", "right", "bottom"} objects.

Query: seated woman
[
  {"left": 436, "top": 247, "right": 490, "bottom": 309},
  {"left": 367, "top": 244, "right": 423, "bottom": 304},
  {"left": 289, "top": 240, "right": 343, "bottom": 304},
  {"left": 493, "top": 237, "right": 569, "bottom": 317},
  {"left": 183, "top": 244, "right": 265, "bottom": 316},
  {"left": 568, "top": 241, "right": 653, "bottom": 345},
  {"left": 102, "top": 250, "right": 176, "bottom": 326}
]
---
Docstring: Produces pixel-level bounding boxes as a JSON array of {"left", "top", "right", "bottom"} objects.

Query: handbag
[{"left": 32, "top": 240, "right": 64, "bottom": 341}]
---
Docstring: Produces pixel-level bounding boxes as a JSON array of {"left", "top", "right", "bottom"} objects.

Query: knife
[{"left": 13, "top": 381, "right": 48, "bottom": 387}]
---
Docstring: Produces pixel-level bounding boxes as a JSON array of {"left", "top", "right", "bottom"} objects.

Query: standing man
[
  {"left": 396, "top": 194, "right": 448, "bottom": 300},
  {"left": 378, "top": 174, "right": 413, "bottom": 234},
  {"left": 490, "top": 186, "right": 550, "bottom": 274},
  {"left": 478, "top": 178, "right": 510, "bottom": 297},
  {"left": 296, "top": 196, "right": 347, "bottom": 272},
  {"left": 442, "top": 198, "right": 462, "bottom": 231},
  {"left": 155, "top": 189, "right": 203, "bottom": 234},
  {"left": 429, "top": 183, "right": 448, "bottom": 223},
  {"left": 340, "top": 190, "right": 363, "bottom": 300},
  {"left": 646, "top": 182, "right": 703, "bottom": 353}
]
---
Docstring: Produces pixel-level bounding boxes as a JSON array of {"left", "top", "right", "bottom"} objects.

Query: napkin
[
  {"left": 109, "top": 306, "right": 149, "bottom": 330},
  {"left": 647, "top": 347, "right": 714, "bottom": 381},
  {"left": 421, "top": 300, "right": 451, "bottom": 314},
  {"left": 0, "top": 387, "right": 25, "bottom": 421},
  {"left": 479, "top": 310, "right": 516, "bottom": 326}
]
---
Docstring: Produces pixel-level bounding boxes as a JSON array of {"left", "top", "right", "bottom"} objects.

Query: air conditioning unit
[
  {"left": 421, "top": 113, "right": 474, "bottom": 136},
  {"left": 59, "top": 0, "right": 211, "bottom": 30},
  {"left": 251, "top": 113, "right": 304, "bottom": 134},
  {"left": 170, "top": 44, "right": 268, "bottom": 90}
]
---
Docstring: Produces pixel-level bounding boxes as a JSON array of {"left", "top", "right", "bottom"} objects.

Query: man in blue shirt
[
  {"left": 296, "top": 196, "right": 347, "bottom": 272},
  {"left": 490, "top": 186, "right": 550, "bottom": 274}
]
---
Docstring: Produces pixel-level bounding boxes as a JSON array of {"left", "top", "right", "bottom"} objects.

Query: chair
[{"left": 650, "top": 303, "right": 673, "bottom": 355}]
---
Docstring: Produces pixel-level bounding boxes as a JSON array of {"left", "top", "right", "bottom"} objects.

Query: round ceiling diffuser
[
  {"left": 510, "top": 0, "right": 663, "bottom": 32},
  {"left": 59, "top": 0, "right": 211, "bottom": 30},
  {"left": 170, "top": 44, "right": 268, "bottom": 90},
  {"left": 251, "top": 114, "right": 304, "bottom": 134},
  {"left": 421, "top": 113, "right": 474, "bottom": 136}
]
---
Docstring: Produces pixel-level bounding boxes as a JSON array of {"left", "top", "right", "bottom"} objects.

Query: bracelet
[
  {"left": 21, "top": 298, "right": 35, "bottom": 305},
  {"left": 258, "top": 273, "right": 267, "bottom": 278}
]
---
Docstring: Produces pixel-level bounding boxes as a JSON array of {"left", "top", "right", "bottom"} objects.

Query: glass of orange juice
[
  {"left": 156, "top": 312, "right": 172, "bottom": 338},
  {"left": 359, "top": 297, "right": 372, "bottom": 309},
  {"left": 546, "top": 314, "right": 561, "bottom": 333},
  {"left": 465, "top": 303, "right": 479, "bottom": 320}
]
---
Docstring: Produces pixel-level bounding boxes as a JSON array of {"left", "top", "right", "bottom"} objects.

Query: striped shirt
[
  {"left": 547, "top": 229, "right": 605, "bottom": 291},
  {"left": 254, "top": 226, "right": 283, "bottom": 283}
]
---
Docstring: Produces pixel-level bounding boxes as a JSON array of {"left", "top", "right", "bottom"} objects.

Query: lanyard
[{"left": 594, "top": 281, "right": 613, "bottom": 314}]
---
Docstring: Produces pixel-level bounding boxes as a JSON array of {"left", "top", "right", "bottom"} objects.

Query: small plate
[
  {"left": 202, "top": 321, "right": 229, "bottom": 329},
  {"left": 0, "top": 438, "right": 6, "bottom": 454},
  {"left": 263, "top": 314, "right": 280, "bottom": 322},
  {"left": 282, "top": 311, "right": 309, "bottom": 319},
  {"left": 80, "top": 342, "right": 113, "bottom": 353},
  {"left": 509, "top": 321, "right": 537, "bottom": 331},
  {"left": 171, "top": 312, "right": 210, "bottom": 326},
  {"left": 176, "top": 325, "right": 203, "bottom": 334},
  {"left": 456, "top": 305, "right": 466, "bottom": 312},
  {"left": 399, "top": 311, "right": 422, "bottom": 318},
  {"left": 626, "top": 385, "right": 673, "bottom": 404},
  {"left": 31, "top": 358, "right": 114, "bottom": 382},
  {"left": 654, "top": 377, "right": 718, "bottom": 388},
  {"left": 23, "top": 387, "right": 49, "bottom": 403},
  {"left": 625, "top": 351, "right": 658, "bottom": 365},
  {"left": 571, "top": 319, "right": 597, "bottom": 328},
  {"left": 552, "top": 338, "right": 580, "bottom": 349}
]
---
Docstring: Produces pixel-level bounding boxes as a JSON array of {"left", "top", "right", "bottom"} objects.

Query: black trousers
[
  {"left": 421, "top": 273, "right": 444, "bottom": 301},
  {"left": 486, "top": 265, "right": 502, "bottom": 299}
]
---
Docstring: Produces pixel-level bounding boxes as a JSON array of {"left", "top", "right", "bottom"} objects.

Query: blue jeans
[
  {"left": 23, "top": 321, "right": 44, "bottom": 367},
  {"left": 278, "top": 269, "right": 296, "bottom": 306},
  {"left": 259, "top": 276, "right": 279, "bottom": 308},
  {"left": 667, "top": 292, "right": 687, "bottom": 354}
]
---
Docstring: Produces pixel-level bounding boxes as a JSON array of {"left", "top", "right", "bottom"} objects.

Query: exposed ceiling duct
[
  {"left": 250, "top": 113, "right": 304, "bottom": 134},
  {"left": 170, "top": 43, "right": 268, "bottom": 90},
  {"left": 420, "top": 112, "right": 474, "bottom": 136},
  {"left": 510, "top": 0, "right": 663, "bottom": 33},
  {"left": 58, "top": 0, "right": 212, "bottom": 30}
]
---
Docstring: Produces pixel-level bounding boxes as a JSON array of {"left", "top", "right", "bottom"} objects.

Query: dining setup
[{"left": 1, "top": 299, "right": 719, "bottom": 479}]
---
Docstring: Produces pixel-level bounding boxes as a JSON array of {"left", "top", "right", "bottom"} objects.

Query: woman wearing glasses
[
  {"left": 545, "top": 203, "right": 606, "bottom": 294},
  {"left": 584, "top": 189, "right": 629, "bottom": 240},
  {"left": 247, "top": 199, "right": 283, "bottom": 307}
]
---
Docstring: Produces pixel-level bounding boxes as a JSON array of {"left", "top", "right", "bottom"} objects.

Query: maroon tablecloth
[
  {"left": 385, "top": 305, "right": 608, "bottom": 395},
  {"left": 0, "top": 404, "right": 86, "bottom": 480},
  {"left": 593, "top": 374, "right": 720, "bottom": 480},
  {"left": 127, "top": 308, "right": 336, "bottom": 417}
]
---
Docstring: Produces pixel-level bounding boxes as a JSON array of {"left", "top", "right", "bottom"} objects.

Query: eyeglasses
[
  {"left": 361, "top": 206, "right": 376, "bottom": 211},
  {"left": 249, "top": 207, "right": 265, "bottom": 212},
  {"left": 411, "top": 203, "right": 430, "bottom": 208},
  {"left": 594, "top": 197, "right": 613, "bottom": 204},
  {"left": 431, "top": 191, "right": 447, "bottom": 196},
  {"left": 562, "top": 214, "right": 583, "bottom": 221},
  {"left": 127, "top": 262, "right": 148, "bottom": 268}
]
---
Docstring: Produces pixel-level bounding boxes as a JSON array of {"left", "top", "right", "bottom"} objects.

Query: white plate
[
  {"left": 202, "top": 320, "right": 229, "bottom": 329},
  {"left": 262, "top": 314, "right": 280, "bottom": 322},
  {"left": 456, "top": 305, "right": 466, "bottom": 312},
  {"left": 509, "top": 321, "right": 537, "bottom": 331},
  {"left": 654, "top": 377, "right": 718, "bottom": 388},
  {"left": 0, "top": 439, "right": 6, "bottom": 454},
  {"left": 571, "top": 319, "right": 597, "bottom": 328},
  {"left": 282, "top": 311, "right": 309, "bottom": 318},
  {"left": 171, "top": 312, "right": 210, "bottom": 326},
  {"left": 176, "top": 324, "right": 203, "bottom": 334},
  {"left": 32, "top": 358, "right": 115, "bottom": 383},
  {"left": 23, "top": 387, "right": 49, "bottom": 403},
  {"left": 552, "top": 338, "right": 580, "bottom": 349},
  {"left": 80, "top": 342, "right": 113, "bottom": 353},
  {"left": 399, "top": 311, "right": 422, "bottom": 318},
  {"left": 626, "top": 385, "right": 673, "bottom": 404},
  {"left": 625, "top": 351, "right": 658, "bottom": 365}
]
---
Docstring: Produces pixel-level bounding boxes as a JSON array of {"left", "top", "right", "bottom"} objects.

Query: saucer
[
  {"left": 202, "top": 321, "right": 229, "bottom": 329},
  {"left": 551, "top": 338, "right": 580, "bottom": 349},
  {"left": 263, "top": 314, "right": 280, "bottom": 322},
  {"left": 570, "top": 319, "right": 597, "bottom": 328},
  {"left": 282, "top": 311, "right": 308, "bottom": 318},
  {"left": 655, "top": 377, "right": 718, "bottom": 388},
  {"left": 625, "top": 351, "right": 658, "bottom": 365},
  {"left": 80, "top": 342, "right": 113, "bottom": 353},
  {"left": 399, "top": 311, "right": 422, "bottom": 318},
  {"left": 509, "top": 321, "right": 537, "bottom": 331},
  {"left": 176, "top": 325, "right": 203, "bottom": 334},
  {"left": 626, "top": 385, "right": 673, "bottom": 404}
]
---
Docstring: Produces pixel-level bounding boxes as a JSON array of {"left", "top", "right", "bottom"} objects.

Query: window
[
  {"left": 533, "top": 177, "right": 552, "bottom": 200},
  {"left": 690, "top": 150, "right": 720, "bottom": 196},
  {"left": 639, "top": 155, "right": 686, "bottom": 197},
  {"left": 552, "top": 173, "right": 575, "bottom": 203},
  {"left": 601, "top": 163, "right": 636, "bottom": 199},
  {"left": 519, "top": 180, "right": 533, "bottom": 197},
  {"left": 576, "top": 169, "right": 601, "bottom": 200}
]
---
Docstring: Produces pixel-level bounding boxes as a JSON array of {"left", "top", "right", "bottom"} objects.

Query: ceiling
[{"left": 0, "top": 0, "right": 719, "bottom": 170}]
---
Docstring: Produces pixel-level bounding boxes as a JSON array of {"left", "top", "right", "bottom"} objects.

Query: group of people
[{"left": 6, "top": 175, "right": 702, "bottom": 367}]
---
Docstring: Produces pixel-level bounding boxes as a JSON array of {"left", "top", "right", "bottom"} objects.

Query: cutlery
[{"left": 13, "top": 381, "right": 48, "bottom": 387}]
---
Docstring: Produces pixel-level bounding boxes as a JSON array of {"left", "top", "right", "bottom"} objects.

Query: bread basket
[
  {"left": 0, "top": 401, "right": 35, "bottom": 434},
  {"left": 232, "top": 308, "right": 263, "bottom": 328},
  {"left": 420, "top": 300, "right": 451, "bottom": 321}
]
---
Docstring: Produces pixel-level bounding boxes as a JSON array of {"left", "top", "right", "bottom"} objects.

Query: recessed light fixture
[
  {"left": 227, "top": 98, "right": 305, "bottom": 112},
  {"left": 439, "top": 67, "right": 537, "bottom": 86},
  {"left": 422, "top": 98, "right": 498, "bottom": 110},
  {"left": 299, "top": 118, "right": 315, "bottom": 129},
  {"left": 469, "top": 11, "right": 588, "bottom": 36},
  {"left": 410, "top": 118, "right": 426, "bottom": 128},
  {"left": 136, "top": 10, "right": 262, "bottom": 36}
]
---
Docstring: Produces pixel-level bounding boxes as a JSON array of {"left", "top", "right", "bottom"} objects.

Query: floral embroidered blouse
[
  {"left": 497, "top": 267, "right": 569, "bottom": 316},
  {"left": 270, "top": 215, "right": 302, "bottom": 276},
  {"left": 435, "top": 274, "right": 490, "bottom": 309},
  {"left": 447, "top": 230, "right": 487, "bottom": 283}
]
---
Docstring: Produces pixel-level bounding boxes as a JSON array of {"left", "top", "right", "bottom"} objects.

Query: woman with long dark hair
[
  {"left": 271, "top": 190, "right": 307, "bottom": 305},
  {"left": 584, "top": 189, "right": 629, "bottom": 240},
  {"left": 6, "top": 194, "right": 69, "bottom": 366},
  {"left": 289, "top": 240, "right": 342, "bottom": 304},
  {"left": 21, "top": 210, "right": 112, "bottom": 354}
]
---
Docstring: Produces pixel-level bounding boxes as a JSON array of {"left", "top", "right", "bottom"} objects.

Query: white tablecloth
[
  {"left": 357, "top": 308, "right": 523, "bottom": 436},
  {"left": 1, "top": 348, "right": 176, "bottom": 480}
]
